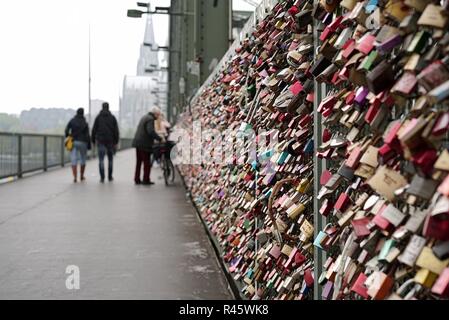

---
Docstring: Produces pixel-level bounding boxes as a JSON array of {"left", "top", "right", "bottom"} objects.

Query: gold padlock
[
  {"left": 416, "top": 247, "right": 449, "bottom": 275},
  {"left": 287, "top": 203, "right": 306, "bottom": 220},
  {"left": 296, "top": 178, "right": 310, "bottom": 193},
  {"left": 414, "top": 268, "right": 438, "bottom": 288}
]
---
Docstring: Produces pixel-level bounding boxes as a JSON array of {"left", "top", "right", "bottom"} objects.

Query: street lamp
[
  {"left": 143, "top": 42, "right": 180, "bottom": 53},
  {"left": 151, "top": 46, "right": 169, "bottom": 52},
  {"left": 127, "top": 2, "right": 194, "bottom": 17},
  {"left": 145, "top": 67, "right": 169, "bottom": 73},
  {"left": 127, "top": 9, "right": 147, "bottom": 18},
  {"left": 126, "top": 2, "right": 194, "bottom": 124},
  {"left": 155, "top": 6, "right": 171, "bottom": 13}
]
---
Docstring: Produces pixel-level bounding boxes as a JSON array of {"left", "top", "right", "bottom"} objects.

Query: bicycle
[{"left": 153, "top": 140, "right": 176, "bottom": 186}]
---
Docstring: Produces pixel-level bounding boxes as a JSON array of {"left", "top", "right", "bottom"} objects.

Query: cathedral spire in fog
[{"left": 137, "top": 14, "right": 159, "bottom": 76}]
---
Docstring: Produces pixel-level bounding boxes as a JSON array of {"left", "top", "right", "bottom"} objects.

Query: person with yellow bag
[{"left": 65, "top": 108, "right": 91, "bottom": 183}]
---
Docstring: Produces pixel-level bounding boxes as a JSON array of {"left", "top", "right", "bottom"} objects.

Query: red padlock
[
  {"left": 334, "top": 192, "right": 352, "bottom": 213},
  {"left": 423, "top": 211, "right": 449, "bottom": 241},
  {"left": 322, "top": 128, "right": 332, "bottom": 143}
]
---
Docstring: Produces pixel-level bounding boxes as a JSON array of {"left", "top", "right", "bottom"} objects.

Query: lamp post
[
  {"left": 88, "top": 23, "right": 91, "bottom": 129},
  {"left": 127, "top": 2, "right": 194, "bottom": 123},
  {"left": 127, "top": 4, "right": 194, "bottom": 18},
  {"left": 144, "top": 67, "right": 169, "bottom": 73},
  {"left": 143, "top": 42, "right": 180, "bottom": 54}
]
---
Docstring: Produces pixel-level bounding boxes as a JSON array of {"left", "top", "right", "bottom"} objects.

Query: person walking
[
  {"left": 132, "top": 106, "right": 162, "bottom": 185},
  {"left": 91, "top": 102, "right": 119, "bottom": 183},
  {"left": 65, "top": 108, "right": 91, "bottom": 183}
]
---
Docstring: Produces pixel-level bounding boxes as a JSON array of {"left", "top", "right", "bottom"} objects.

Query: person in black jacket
[
  {"left": 65, "top": 108, "right": 91, "bottom": 183},
  {"left": 132, "top": 106, "right": 162, "bottom": 185},
  {"left": 91, "top": 102, "right": 119, "bottom": 183}
]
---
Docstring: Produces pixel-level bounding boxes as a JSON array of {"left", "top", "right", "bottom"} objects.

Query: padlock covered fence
[{"left": 175, "top": 0, "right": 449, "bottom": 300}]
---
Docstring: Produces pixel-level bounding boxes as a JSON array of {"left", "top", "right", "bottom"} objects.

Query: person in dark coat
[
  {"left": 65, "top": 108, "right": 91, "bottom": 183},
  {"left": 91, "top": 102, "right": 120, "bottom": 183},
  {"left": 132, "top": 106, "right": 162, "bottom": 185}
]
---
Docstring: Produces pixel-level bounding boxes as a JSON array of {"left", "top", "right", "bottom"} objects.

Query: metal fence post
[
  {"left": 43, "top": 136, "right": 48, "bottom": 171},
  {"left": 17, "top": 135, "right": 22, "bottom": 178},
  {"left": 313, "top": 7, "right": 327, "bottom": 300}
]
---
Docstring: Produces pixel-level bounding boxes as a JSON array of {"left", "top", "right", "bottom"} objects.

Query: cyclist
[
  {"left": 156, "top": 113, "right": 171, "bottom": 140},
  {"left": 152, "top": 115, "right": 176, "bottom": 185},
  {"left": 153, "top": 113, "right": 171, "bottom": 165}
]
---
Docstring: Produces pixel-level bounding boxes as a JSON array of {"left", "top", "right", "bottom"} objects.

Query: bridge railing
[{"left": 0, "top": 132, "right": 133, "bottom": 180}]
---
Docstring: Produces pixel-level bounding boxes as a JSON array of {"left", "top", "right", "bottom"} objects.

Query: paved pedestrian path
[{"left": 0, "top": 149, "right": 231, "bottom": 299}]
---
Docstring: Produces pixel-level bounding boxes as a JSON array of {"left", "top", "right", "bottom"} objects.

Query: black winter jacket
[
  {"left": 132, "top": 112, "right": 162, "bottom": 152},
  {"left": 65, "top": 115, "right": 90, "bottom": 144},
  {"left": 92, "top": 110, "right": 119, "bottom": 145}
]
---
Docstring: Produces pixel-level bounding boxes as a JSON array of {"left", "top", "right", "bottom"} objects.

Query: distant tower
[
  {"left": 120, "top": 76, "right": 156, "bottom": 132},
  {"left": 120, "top": 14, "right": 168, "bottom": 135},
  {"left": 137, "top": 15, "right": 159, "bottom": 75}
]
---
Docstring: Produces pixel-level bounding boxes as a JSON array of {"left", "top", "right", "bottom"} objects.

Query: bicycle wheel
[
  {"left": 160, "top": 154, "right": 168, "bottom": 186},
  {"left": 160, "top": 154, "right": 167, "bottom": 185},
  {"left": 166, "top": 157, "right": 175, "bottom": 185},
  {"left": 161, "top": 155, "right": 173, "bottom": 186}
]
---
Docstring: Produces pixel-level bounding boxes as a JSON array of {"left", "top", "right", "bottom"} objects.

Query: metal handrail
[
  {"left": 0, "top": 132, "right": 133, "bottom": 180},
  {"left": 0, "top": 131, "right": 64, "bottom": 138}
]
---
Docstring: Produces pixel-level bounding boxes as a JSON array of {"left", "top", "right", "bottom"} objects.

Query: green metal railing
[{"left": 0, "top": 132, "right": 133, "bottom": 180}]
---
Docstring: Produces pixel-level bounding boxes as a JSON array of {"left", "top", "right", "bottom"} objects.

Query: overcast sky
[{"left": 0, "top": 0, "right": 257, "bottom": 115}]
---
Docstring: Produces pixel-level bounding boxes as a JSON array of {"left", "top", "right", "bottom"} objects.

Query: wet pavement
[{"left": 0, "top": 149, "right": 232, "bottom": 299}]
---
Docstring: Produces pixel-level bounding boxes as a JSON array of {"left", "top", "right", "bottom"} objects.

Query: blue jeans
[
  {"left": 70, "top": 141, "right": 88, "bottom": 166},
  {"left": 97, "top": 144, "right": 114, "bottom": 179}
]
